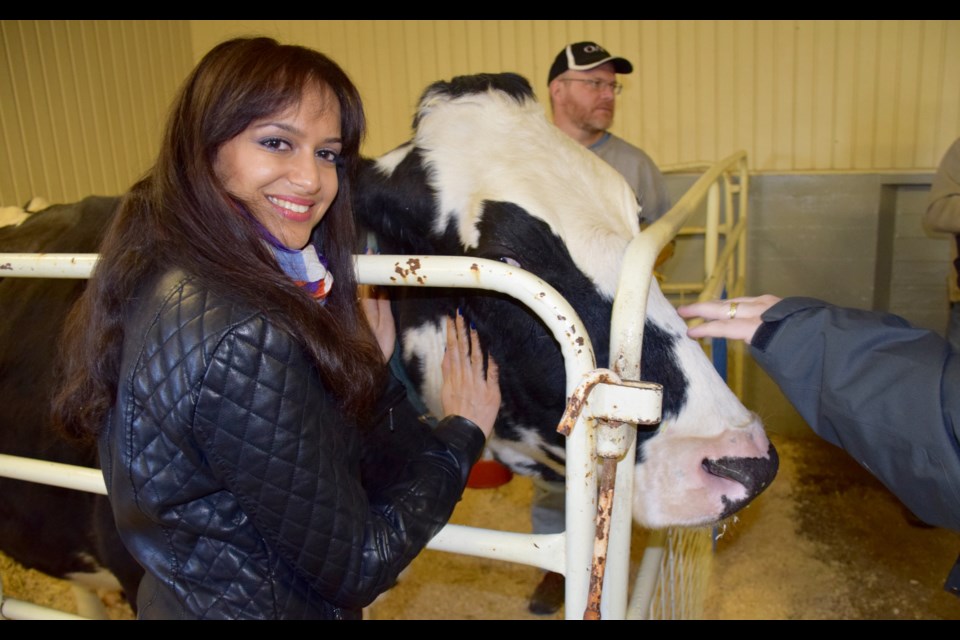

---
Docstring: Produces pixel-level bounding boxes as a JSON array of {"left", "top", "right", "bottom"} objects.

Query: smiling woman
[
  {"left": 214, "top": 85, "right": 343, "bottom": 250},
  {"left": 48, "top": 36, "right": 502, "bottom": 620}
]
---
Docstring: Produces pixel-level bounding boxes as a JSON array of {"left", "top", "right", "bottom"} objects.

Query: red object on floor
[{"left": 466, "top": 459, "right": 513, "bottom": 489}]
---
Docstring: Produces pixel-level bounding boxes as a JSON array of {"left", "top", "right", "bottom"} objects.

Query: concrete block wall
[{"left": 661, "top": 172, "right": 949, "bottom": 438}]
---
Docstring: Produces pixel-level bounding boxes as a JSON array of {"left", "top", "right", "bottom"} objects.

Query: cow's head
[{"left": 355, "top": 73, "right": 777, "bottom": 529}]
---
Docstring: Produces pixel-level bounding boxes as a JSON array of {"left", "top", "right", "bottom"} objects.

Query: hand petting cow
[{"left": 0, "top": 73, "right": 777, "bottom": 615}]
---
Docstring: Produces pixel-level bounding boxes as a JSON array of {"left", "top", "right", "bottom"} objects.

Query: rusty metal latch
[
  {"left": 557, "top": 368, "right": 662, "bottom": 441},
  {"left": 556, "top": 368, "right": 663, "bottom": 619}
]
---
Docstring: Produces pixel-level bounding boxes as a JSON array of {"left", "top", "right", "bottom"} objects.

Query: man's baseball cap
[{"left": 547, "top": 41, "right": 633, "bottom": 86}]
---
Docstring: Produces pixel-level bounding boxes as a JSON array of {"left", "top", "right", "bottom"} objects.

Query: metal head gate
[{"left": 0, "top": 151, "right": 749, "bottom": 620}]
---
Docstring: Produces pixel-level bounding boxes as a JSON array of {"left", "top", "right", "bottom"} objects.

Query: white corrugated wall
[
  {"left": 0, "top": 20, "right": 193, "bottom": 205},
  {"left": 3, "top": 20, "right": 960, "bottom": 205}
]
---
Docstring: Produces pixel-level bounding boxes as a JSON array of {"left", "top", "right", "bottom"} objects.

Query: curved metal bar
[{"left": 0, "top": 252, "right": 603, "bottom": 619}]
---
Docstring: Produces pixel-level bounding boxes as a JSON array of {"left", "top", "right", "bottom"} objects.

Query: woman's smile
[{"left": 267, "top": 194, "right": 316, "bottom": 222}]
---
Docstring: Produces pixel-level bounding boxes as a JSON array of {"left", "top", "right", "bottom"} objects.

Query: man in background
[
  {"left": 526, "top": 41, "right": 672, "bottom": 616},
  {"left": 547, "top": 40, "right": 670, "bottom": 225},
  {"left": 924, "top": 136, "right": 960, "bottom": 353}
]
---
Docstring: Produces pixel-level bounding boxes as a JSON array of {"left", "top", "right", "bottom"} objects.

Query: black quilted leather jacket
[{"left": 98, "top": 269, "right": 486, "bottom": 619}]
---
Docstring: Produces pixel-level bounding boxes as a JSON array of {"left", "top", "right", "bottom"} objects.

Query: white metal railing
[
  {"left": 658, "top": 154, "right": 749, "bottom": 302},
  {"left": 0, "top": 253, "right": 655, "bottom": 621},
  {"left": 660, "top": 152, "right": 749, "bottom": 399},
  {"left": 0, "top": 150, "right": 750, "bottom": 621}
]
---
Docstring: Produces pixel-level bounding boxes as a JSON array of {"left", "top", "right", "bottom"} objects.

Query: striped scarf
[
  {"left": 233, "top": 201, "right": 335, "bottom": 301},
  {"left": 270, "top": 241, "right": 334, "bottom": 302}
]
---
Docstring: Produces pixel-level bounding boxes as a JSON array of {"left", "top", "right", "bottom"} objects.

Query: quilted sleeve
[{"left": 191, "top": 316, "right": 485, "bottom": 609}]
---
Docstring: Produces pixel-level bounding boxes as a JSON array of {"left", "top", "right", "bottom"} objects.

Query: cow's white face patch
[
  {"left": 629, "top": 285, "right": 776, "bottom": 527},
  {"left": 631, "top": 418, "right": 765, "bottom": 527},
  {"left": 413, "top": 89, "right": 639, "bottom": 299}
]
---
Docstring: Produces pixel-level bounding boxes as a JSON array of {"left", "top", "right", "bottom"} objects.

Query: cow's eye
[{"left": 500, "top": 256, "right": 521, "bottom": 268}]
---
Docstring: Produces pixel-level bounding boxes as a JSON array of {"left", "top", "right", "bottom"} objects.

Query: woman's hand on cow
[
  {"left": 677, "top": 295, "right": 781, "bottom": 345},
  {"left": 359, "top": 284, "right": 396, "bottom": 363},
  {"left": 441, "top": 313, "right": 501, "bottom": 439}
]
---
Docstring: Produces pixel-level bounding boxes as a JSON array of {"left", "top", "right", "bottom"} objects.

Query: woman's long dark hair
[{"left": 54, "top": 37, "right": 385, "bottom": 441}]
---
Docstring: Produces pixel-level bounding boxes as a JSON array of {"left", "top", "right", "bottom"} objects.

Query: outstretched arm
[{"left": 682, "top": 295, "right": 960, "bottom": 531}]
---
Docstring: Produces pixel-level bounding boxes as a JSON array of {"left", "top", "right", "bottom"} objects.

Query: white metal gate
[{"left": 0, "top": 151, "right": 750, "bottom": 620}]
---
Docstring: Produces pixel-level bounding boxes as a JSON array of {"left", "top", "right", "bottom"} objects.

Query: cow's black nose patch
[{"left": 706, "top": 443, "right": 780, "bottom": 519}]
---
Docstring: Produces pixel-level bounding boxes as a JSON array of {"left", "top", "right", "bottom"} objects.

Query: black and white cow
[
  {"left": 355, "top": 73, "right": 778, "bottom": 528},
  {"left": 0, "top": 73, "right": 776, "bottom": 614}
]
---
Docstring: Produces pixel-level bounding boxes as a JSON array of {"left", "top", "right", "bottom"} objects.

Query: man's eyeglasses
[{"left": 560, "top": 78, "right": 623, "bottom": 95}]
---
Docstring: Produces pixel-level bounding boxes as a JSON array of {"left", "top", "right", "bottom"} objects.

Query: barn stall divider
[{"left": 0, "top": 150, "right": 749, "bottom": 621}]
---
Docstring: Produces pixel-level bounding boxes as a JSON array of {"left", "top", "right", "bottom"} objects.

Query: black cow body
[{"left": 0, "top": 196, "right": 141, "bottom": 607}]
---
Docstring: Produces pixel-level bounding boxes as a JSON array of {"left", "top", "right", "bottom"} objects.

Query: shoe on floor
[{"left": 528, "top": 571, "right": 564, "bottom": 615}]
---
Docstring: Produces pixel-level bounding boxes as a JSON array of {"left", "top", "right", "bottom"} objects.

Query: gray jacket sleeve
[{"left": 748, "top": 297, "right": 960, "bottom": 531}]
